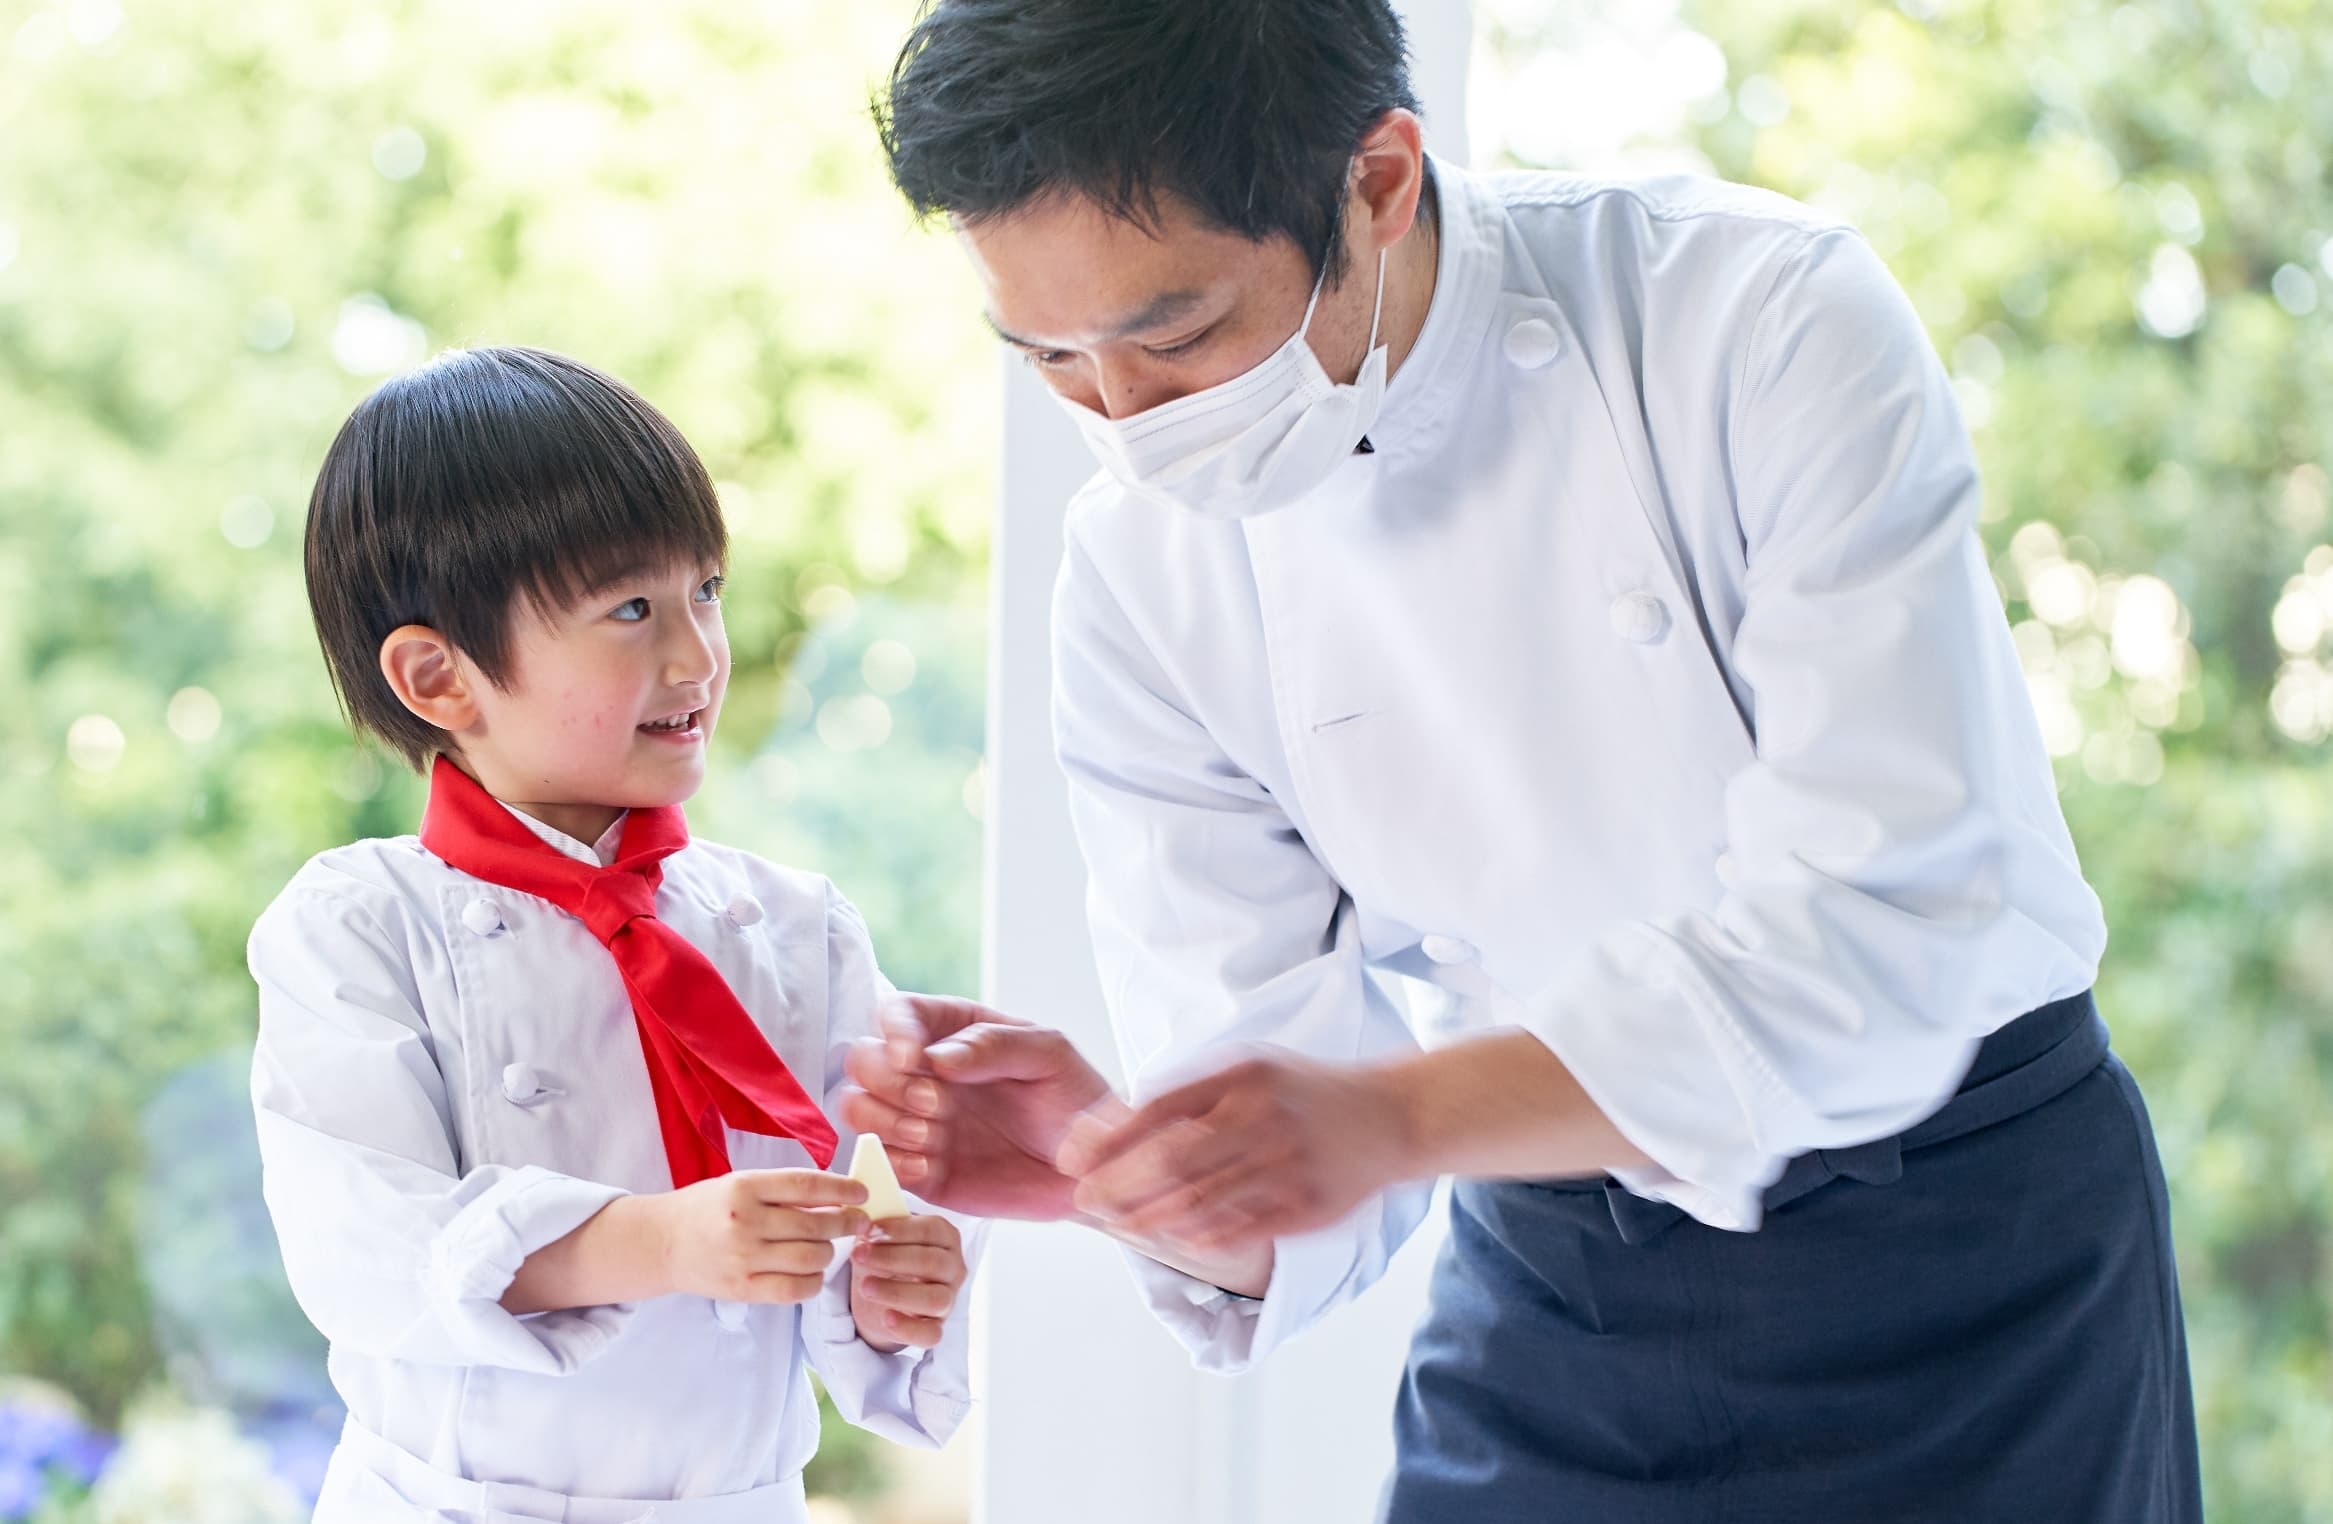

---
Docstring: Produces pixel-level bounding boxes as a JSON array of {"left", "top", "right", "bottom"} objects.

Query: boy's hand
[
  {"left": 849, "top": 1213, "right": 967, "bottom": 1351},
  {"left": 660, "top": 1168, "right": 869, "bottom": 1304}
]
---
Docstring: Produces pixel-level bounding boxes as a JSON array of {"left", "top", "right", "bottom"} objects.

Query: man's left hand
[{"left": 1053, "top": 1048, "right": 1415, "bottom": 1254}]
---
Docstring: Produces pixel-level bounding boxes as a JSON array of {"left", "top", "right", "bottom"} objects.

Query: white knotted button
[
  {"left": 1609, "top": 591, "right": 1672, "bottom": 645},
  {"left": 460, "top": 898, "right": 504, "bottom": 937},
  {"left": 712, "top": 1298, "right": 750, "bottom": 1332},
  {"left": 1502, "top": 317, "right": 1561, "bottom": 369},
  {"left": 1420, "top": 934, "right": 1477, "bottom": 966},
  {"left": 725, "top": 892, "right": 764, "bottom": 929},
  {"left": 501, "top": 1062, "right": 553, "bottom": 1106}
]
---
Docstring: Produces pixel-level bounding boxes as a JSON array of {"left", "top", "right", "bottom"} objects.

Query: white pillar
[{"left": 977, "top": 7, "right": 1472, "bottom": 1519}]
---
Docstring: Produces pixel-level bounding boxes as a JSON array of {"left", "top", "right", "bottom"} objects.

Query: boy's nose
[{"left": 662, "top": 624, "right": 723, "bottom": 685}]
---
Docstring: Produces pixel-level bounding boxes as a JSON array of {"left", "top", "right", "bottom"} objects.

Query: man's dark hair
[
  {"left": 303, "top": 345, "right": 727, "bottom": 770},
  {"left": 877, "top": 0, "right": 1419, "bottom": 284}
]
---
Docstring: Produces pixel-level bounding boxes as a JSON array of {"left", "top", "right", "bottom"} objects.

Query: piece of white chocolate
[{"left": 847, "top": 1133, "right": 912, "bottom": 1222}]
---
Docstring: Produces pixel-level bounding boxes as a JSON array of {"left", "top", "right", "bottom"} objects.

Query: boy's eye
[
  {"left": 611, "top": 597, "right": 650, "bottom": 622},
  {"left": 696, "top": 576, "right": 725, "bottom": 603}
]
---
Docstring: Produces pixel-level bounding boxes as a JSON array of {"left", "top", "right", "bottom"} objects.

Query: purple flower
[
  {"left": 0, "top": 1455, "right": 43, "bottom": 1522},
  {"left": 0, "top": 1405, "right": 78, "bottom": 1466},
  {"left": 0, "top": 1400, "right": 115, "bottom": 1517},
  {"left": 53, "top": 1428, "right": 117, "bottom": 1487}
]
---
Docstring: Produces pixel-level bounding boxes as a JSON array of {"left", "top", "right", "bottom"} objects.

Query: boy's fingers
[
  {"left": 854, "top": 1276, "right": 956, "bottom": 1318},
  {"left": 870, "top": 1311, "right": 945, "bottom": 1349},
  {"left": 851, "top": 1243, "right": 961, "bottom": 1283},
  {"left": 744, "top": 1169, "right": 869, "bottom": 1208},
  {"left": 754, "top": 1239, "right": 838, "bottom": 1276},
  {"left": 862, "top": 1213, "right": 957, "bottom": 1247},
  {"left": 743, "top": 1271, "right": 826, "bottom": 1304},
  {"left": 757, "top": 1204, "right": 869, "bottom": 1241}
]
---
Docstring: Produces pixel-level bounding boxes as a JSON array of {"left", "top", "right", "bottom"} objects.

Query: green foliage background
[
  {"left": 0, "top": 0, "right": 993, "bottom": 1504},
  {"left": 1678, "top": 4, "right": 2332, "bottom": 1516},
  {"left": 1, "top": 0, "right": 2327, "bottom": 1518},
  {"left": 1485, "top": 0, "right": 2331, "bottom": 1514}
]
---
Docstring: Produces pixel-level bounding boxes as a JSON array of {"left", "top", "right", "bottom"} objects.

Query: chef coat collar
[
  {"left": 1365, "top": 154, "right": 1516, "bottom": 459},
  {"left": 499, "top": 800, "right": 628, "bottom": 868}
]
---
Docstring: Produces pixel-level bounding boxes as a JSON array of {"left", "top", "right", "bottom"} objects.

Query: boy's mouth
[{"left": 639, "top": 708, "right": 704, "bottom": 737}]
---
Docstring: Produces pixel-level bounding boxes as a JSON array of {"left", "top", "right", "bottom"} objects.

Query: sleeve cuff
[
  {"left": 799, "top": 1223, "right": 978, "bottom": 1449},
  {"left": 423, "top": 1166, "right": 636, "bottom": 1373},
  {"left": 1119, "top": 1206, "right": 1382, "bottom": 1376}
]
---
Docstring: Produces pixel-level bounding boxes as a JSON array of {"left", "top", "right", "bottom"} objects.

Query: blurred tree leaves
[
  {"left": 0, "top": 3, "right": 994, "bottom": 1505},
  {"left": 1487, "top": 0, "right": 2329, "bottom": 1515}
]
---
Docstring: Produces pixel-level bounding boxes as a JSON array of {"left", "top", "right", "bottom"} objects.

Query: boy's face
[{"left": 450, "top": 560, "right": 730, "bottom": 840}]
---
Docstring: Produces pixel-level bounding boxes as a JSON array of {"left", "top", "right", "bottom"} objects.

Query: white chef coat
[
  {"left": 1050, "top": 157, "right": 2107, "bottom": 1373},
  {"left": 248, "top": 806, "right": 975, "bottom": 1521}
]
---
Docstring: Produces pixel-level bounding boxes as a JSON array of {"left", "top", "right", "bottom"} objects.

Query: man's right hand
[{"left": 839, "top": 995, "right": 1114, "bottom": 1221}]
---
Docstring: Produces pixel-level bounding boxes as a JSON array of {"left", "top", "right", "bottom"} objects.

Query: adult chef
[{"left": 841, "top": 2, "right": 2202, "bottom": 1519}]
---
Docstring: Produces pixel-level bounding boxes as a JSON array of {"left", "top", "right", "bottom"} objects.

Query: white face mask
[{"left": 1055, "top": 246, "right": 1389, "bottom": 521}]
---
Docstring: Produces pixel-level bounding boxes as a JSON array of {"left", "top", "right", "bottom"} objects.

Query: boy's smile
[{"left": 377, "top": 559, "right": 732, "bottom": 847}]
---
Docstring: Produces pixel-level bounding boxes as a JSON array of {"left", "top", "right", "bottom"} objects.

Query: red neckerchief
[{"left": 419, "top": 757, "right": 837, "bottom": 1181}]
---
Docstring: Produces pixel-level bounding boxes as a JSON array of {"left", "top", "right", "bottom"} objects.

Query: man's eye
[
  {"left": 696, "top": 576, "right": 725, "bottom": 603},
  {"left": 1146, "top": 332, "right": 1208, "bottom": 359},
  {"left": 1024, "top": 348, "right": 1072, "bottom": 369},
  {"left": 612, "top": 597, "right": 650, "bottom": 622}
]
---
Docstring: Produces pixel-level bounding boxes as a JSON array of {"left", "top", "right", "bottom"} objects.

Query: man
[{"left": 842, "top": 2, "right": 2202, "bottom": 1518}]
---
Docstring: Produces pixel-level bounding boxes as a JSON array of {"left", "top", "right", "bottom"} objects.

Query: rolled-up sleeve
[
  {"left": 1527, "top": 228, "right": 2106, "bottom": 1231},
  {"left": 799, "top": 885, "right": 979, "bottom": 1445},
  {"left": 1054, "top": 525, "right": 1434, "bottom": 1373},
  {"left": 249, "top": 880, "right": 635, "bottom": 1373}
]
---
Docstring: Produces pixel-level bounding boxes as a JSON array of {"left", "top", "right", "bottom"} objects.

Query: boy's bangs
[{"left": 510, "top": 484, "right": 728, "bottom": 621}]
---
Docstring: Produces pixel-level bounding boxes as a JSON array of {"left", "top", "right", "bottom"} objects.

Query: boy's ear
[{"left": 378, "top": 625, "right": 481, "bottom": 733}]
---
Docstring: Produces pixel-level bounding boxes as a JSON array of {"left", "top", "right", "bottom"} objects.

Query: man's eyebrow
[{"left": 984, "top": 288, "right": 1209, "bottom": 351}]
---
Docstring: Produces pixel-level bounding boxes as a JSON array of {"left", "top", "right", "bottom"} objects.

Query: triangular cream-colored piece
[{"left": 847, "top": 1134, "right": 912, "bottom": 1221}]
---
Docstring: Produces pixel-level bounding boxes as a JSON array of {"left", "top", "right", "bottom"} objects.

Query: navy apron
[{"left": 1381, "top": 991, "right": 2201, "bottom": 1523}]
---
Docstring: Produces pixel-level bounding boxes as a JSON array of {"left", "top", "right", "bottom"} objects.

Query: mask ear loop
[
  {"left": 1365, "top": 247, "right": 1388, "bottom": 352},
  {"left": 1298, "top": 259, "right": 1332, "bottom": 336},
  {"left": 1297, "top": 246, "right": 1390, "bottom": 355}
]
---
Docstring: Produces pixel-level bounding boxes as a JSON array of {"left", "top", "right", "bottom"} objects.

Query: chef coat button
[
  {"left": 1610, "top": 591, "right": 1672, "bottom": 645},
  {"left": 1502, "top": 317, "right": 1561, "bottom": 369},
  {"left": 712, "top": 1298, "right": 750, "bottom": 1332},
  {"left": 460, "top": 898, "right": 504, "bottom": 936},
  {"left": 725, "top": 892, "right": 764, "bottom": 928},
  {"left": 501, "top": 1063, "right": 547, "bottom": 1105},
  {"left": 1420, "top": 934, "right": 1477, "bottom": 966}
]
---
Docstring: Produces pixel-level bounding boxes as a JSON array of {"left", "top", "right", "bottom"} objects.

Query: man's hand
[
  {"left": 838, "top": 994, "right": 1113, "bottom": 1221},
  {"left": 1054, "top": 1047, "right": 1416, "bottom": 1255}
]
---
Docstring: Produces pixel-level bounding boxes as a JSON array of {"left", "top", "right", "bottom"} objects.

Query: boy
[{"left": 249, "top": 345, "right": 974, "bottom": 1523}]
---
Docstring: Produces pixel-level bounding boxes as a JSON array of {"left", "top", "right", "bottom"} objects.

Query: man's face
[{"left": 960, "top": 190, "right": 1375, "bottom": 422}]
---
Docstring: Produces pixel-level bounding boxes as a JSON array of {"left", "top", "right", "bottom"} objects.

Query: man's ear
[
  {"left": 1351, "top": 107, "right": 1428, "bottom": 253},
  {"left": 378, "top": 625, "right": 481, "bottom": 734}
]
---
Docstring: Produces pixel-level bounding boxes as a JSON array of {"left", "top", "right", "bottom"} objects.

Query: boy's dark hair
[
  {"left": 876, "top": 0, "right": 1419, "bottom": 284},
  {"left": 304, "top": 345, "right": 727, "bottom": 771}
]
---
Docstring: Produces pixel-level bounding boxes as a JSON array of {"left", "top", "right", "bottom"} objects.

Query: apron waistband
[
  {"left": 322, "top": 1417, "right": 809, "bottom": 1524},
  {"left": 1594, "top": 988, "right": 2108, "bottom": 1244}
]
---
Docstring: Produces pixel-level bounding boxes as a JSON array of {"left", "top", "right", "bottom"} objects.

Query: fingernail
[
  {"left": 907, "top": 1081, "right": 940, "bottom": 1111},
  {"left": 926, "top": 1041, "right": 970, "bottom": 1066},
  {"left": 897, "top": 1117, "right": 929, "bottom": 1145}
]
